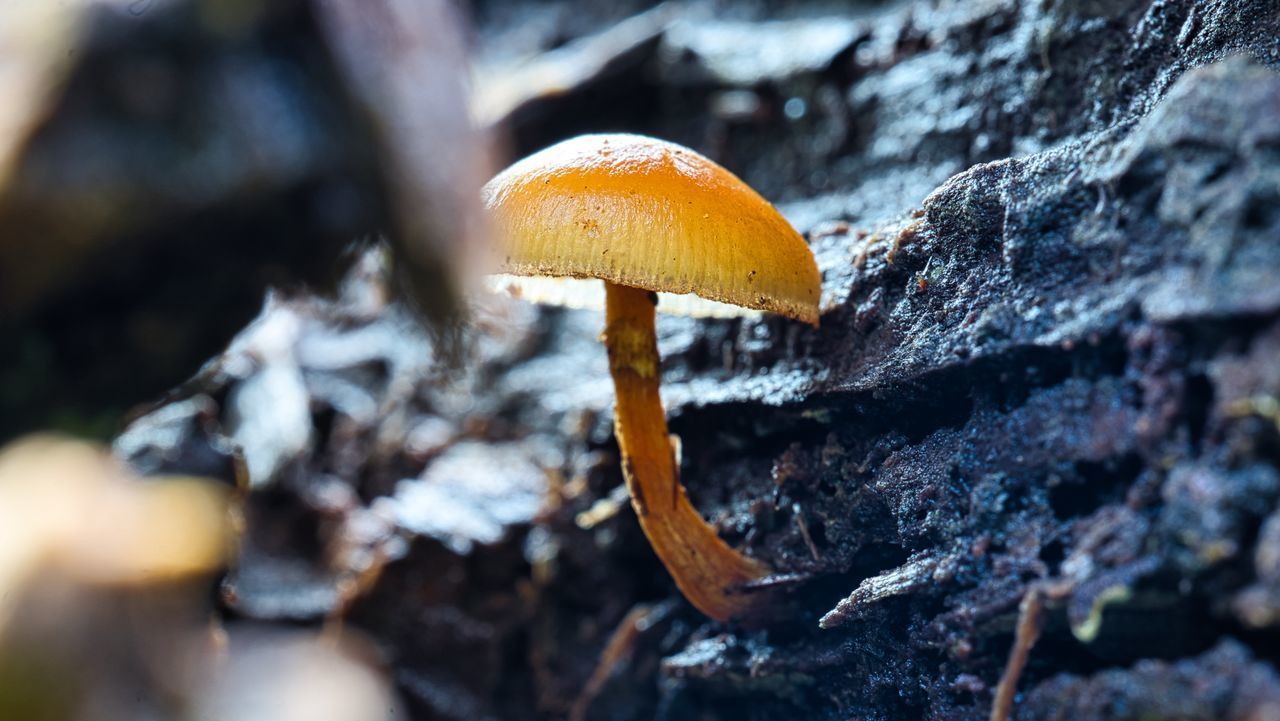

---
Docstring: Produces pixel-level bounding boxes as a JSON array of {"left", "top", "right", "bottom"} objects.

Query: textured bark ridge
[{"left": 96, "top": 1, "right": 1280, "bottom": 720}]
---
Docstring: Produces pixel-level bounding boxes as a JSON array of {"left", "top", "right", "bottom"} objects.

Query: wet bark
[{"left": 8, "top": 0, "right": 1280, "bottom": 720}]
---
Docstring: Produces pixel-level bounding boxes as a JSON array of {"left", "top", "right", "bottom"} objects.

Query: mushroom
[{"left": 483, "top": 134, "right": 820, "bottom": 621}]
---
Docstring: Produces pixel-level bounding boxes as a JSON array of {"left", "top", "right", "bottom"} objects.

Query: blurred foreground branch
[{"left": 0, "top": 0, "right": 489, "bottom": 440}]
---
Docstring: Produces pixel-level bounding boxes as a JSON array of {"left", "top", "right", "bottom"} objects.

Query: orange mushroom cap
[{"left": 482, "top": 133, "right": 821, "bottom": 325}]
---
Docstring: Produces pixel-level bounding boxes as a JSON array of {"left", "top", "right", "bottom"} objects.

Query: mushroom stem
[{"left": 603, "top": 281, "right": 770, "bottom": 621}]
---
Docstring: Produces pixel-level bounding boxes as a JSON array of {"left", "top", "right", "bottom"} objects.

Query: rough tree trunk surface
[{"left": 102, "top": 0, "right": 1280, "bottom": 720}]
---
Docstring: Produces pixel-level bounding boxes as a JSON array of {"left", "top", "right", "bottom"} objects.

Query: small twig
[
  {"left": 570, "top": 603, "right": 664, "bottom": 721},
  {"left": 792, "top": 502, "right": 822, "bottom": 561},
  {"left": 989, "top": 587, "right": 1044, "bottom": 721},
  {"left": 989, "top": 581, "right": 1071, "bottom": 721}
]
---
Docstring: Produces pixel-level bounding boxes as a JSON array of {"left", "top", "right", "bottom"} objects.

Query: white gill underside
[{"left": 485, "top": 274, "right": 762, "bottom": 319}]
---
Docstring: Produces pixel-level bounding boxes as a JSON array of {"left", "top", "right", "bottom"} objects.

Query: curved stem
[{"left": 603, "top": 281, "right": 769, "bottom": 621}]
